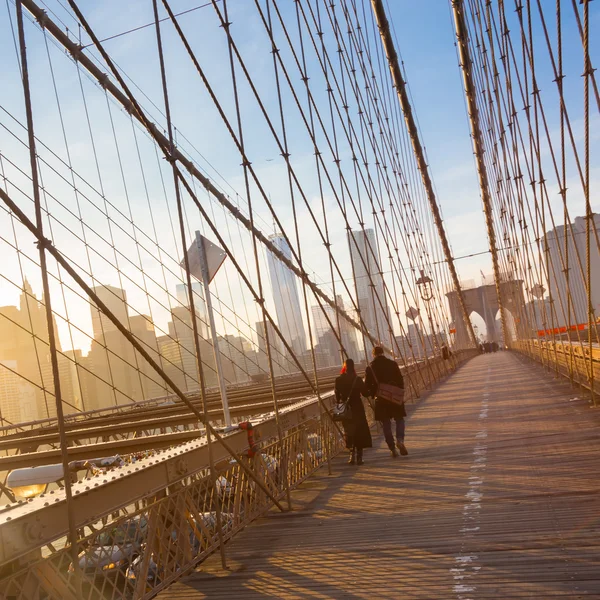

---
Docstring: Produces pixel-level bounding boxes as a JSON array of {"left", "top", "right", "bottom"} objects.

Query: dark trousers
[{"left": 382, "top": 417, "right": 405, "bottom": 448}]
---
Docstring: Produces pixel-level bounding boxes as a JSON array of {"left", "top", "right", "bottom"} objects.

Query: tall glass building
[
  {"left": 348, "top": 228, "right": 391, "bottom": 349},
  {"left": 266, "top": 235, "right": 307, "bottom": 358},
  {"left": 175, "top": 282, "right": 208, "bottom": 339}
]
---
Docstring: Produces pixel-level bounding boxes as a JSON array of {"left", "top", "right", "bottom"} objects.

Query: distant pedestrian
[
  {"left": 334, "top": 358, "right": 372, "bottom": 465},
  {"left": 441, "top": 344, "right": 455, "bottom": 372},
  {"left": 365, "top": 347, "right": 407, "bottom": 458}
]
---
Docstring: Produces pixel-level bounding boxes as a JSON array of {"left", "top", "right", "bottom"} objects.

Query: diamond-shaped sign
[
  {"left": 406, "top": 306, "right": 420, "bottom": 321},
  {"left": 182, "top": 232, "right": 227, "bottom": 284}
]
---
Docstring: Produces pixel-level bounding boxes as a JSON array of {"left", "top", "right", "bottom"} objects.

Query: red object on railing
[
  {"left": 537, "top": 323, "right": 586, "bottom": 337},
  {"left": 238, "top": 421, "right": 258, "bottom": 457}
]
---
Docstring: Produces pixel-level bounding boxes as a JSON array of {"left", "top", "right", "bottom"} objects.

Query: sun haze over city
[{"left": 0, "top": 1, "right": 598, "bottom": 598}]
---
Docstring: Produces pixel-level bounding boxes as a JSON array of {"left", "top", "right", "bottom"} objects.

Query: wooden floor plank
[{"left": 158, "top": 353, "right": 600, "bottom": 599}]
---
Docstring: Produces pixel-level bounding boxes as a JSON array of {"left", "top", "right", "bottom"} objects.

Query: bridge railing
[
  {"left": 0, "top": 350, "right": 476, "bottom": 600},
  {"left": 512, "top": 339, "right": 600, "bottom": 397}
]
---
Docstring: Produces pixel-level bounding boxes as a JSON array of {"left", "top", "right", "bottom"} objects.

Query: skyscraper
[
  {"left": 160, "top": 306, "right": 220, "bottom": 393},
  {"left": 544, "top": 215, "right": 600, "bottom": 328},
  {"left": 88, "top": 285, "right": 162, "bottom": 408},
  {"left": 348, "top": 228, "right": 391, "bottom": 349},
  {"left": 0, "top": 360, "right": 38, "bottom": 425},
  {"left": 311, "top": 295, "right": 360, "bottom": 362},
  {"left": 266, "top": 234, "right": 307, "bottom": 357},
  {"left": 256, "top": 319, "right": 286, "bottom": 376},
  {"left": 0, "top": 280, "right": 64, "bottom": 419},
  {"left": 175, "top": 282, "right": 208, "bottom": 338},
  {"left": 90, "top": 285, "right": 129, "bottom": 341}
]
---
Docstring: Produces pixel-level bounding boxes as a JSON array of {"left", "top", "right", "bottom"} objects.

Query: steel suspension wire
[
  {"left": 61, "top": 0, "right": 344, "bottom": 414},
  {"left": 289, "top": 0, "right": 455, "bottom": 359},
  {"left": 221, "top": 0, "right": 298, "bottom": 495},
  {"left": 156, "top": 0, "right": 355, "bottom": 384},
  {"left": 3, "top": 25, "right": 304, "bottom": 388},
  {"left": 336, "top": 1, "right": 452, "bottom": 374},
  {"left": 456, "top": 0, "right": 598, "bottom": 398},
  {"left": 215, "top": 0, "right": 395, "bottom": 352},
  {"left": 5, "top": 0, "right": 328, "bottom": 428},
  {"left": 492, "top": 0, "right": 593, "bottom": 346},
  {"left": 212, "top": 0, "right": 418, "bottom": 365},
  {"left": 495, "top": 0, "right": 589, "bottom": 358},
  {"left": 0, "top": 102, "right": 265, "bottom": 393},
  {"left": 323, "top": 0, "right": 457, "bottom": 365},
  {"left": 297, "top": 0, "right": 433, "bottom": 371},
  {"left": 466, "top": 0, "right": 572, "bottom": 349},
  {"left": 370, "top": 0, "right": 477, "bottom": 348},
  {"left": 347, "top": 1, "right": 458, "bottom": 341},
  {"left": 151, "top": 0, "right": 228, "bottom": 566},
  {"left": 279, "top": 0, "right": 448, "bottom": 381},
  {"left": 582, "top": 0, "right": 594, "bottom": 403},
  {"left": 18, "top": 0, "right": 373, "bottom": 357},
  {"left": 0, "top": 185, "right": 288, "bottom": 514},
  {"left": 452, "top": 0, "right": 509, "bottom": 345},
  {"left": 14, "top": 0, "right": 81, "bottom": 588}
]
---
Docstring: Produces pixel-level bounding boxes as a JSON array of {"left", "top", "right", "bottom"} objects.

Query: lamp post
[
  {"left": 416, "top": 270, "right": 435, "bottom": 358},
  {"left": 530, "top": 283, "right": 545, "bottom": 338}
]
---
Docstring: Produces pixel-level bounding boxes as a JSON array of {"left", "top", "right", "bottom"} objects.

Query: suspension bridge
[{"left": 0, "top": 0, "right": 597, "bottom": 598}]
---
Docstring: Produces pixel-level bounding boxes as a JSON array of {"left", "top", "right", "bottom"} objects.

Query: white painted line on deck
[{"left": 451, "top": 365, "right": 491, "bottom": 599}]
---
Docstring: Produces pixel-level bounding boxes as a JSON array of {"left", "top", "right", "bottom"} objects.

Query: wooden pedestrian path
[{"left": 159, "top": 352, "right": 600, "bottom": 599}]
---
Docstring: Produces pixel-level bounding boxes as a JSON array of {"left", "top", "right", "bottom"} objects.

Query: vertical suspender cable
[
  {"left": 582, "top": 0, "right": 595, "bottom": 404},
  {"left": 220, "top": 0, "right": 294, "bottom": 506},
  {"left": 451, "top": 0, "right": 509, "bottom": 346},
  {"left": 14, "top": 1, "right": 81, "bottom": 593},
  {"left": 370, "top": 0, "right": 477, "bottom": 350},
  {"left": 151, "top": 0, "right": 227, "bottom": 566},
  {"left": 557, "top": 0, "right": 575, "bottom": 385}
]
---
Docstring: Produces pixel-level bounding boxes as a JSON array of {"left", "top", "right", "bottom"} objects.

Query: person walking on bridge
[
  {"left": 334, "top": 359, "right": 372, "bottom": 465},
  {"left": 365, "top": 346, "right": 408, "bottom": 458}
]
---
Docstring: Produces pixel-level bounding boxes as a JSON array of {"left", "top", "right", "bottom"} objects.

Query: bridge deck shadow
[{"left": 159, "top": 352, "right": 600, "bottom": 599}]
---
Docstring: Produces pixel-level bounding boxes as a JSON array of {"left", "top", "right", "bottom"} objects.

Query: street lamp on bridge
[
  {"left": 416, "top": 270, "right": 434, "bottom": 302},
  {"left": 416, "top": 270, "right": 436, "bottom": 356}
]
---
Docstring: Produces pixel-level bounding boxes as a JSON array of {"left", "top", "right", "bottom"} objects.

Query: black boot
[
  {"left": 388, "top": 443, "right": 399, "bottom": 458},
  {"left": 348, "top": 448, "right": 356, "bottom": 465},
  {"left": 356, "top": 448, "right": 364, "bottom": 465}
]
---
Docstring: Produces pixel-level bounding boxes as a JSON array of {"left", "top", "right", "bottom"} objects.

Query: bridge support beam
[
  {"left": 370, "top": 0, "right": 477, "bottom": 349},
  {"left": 450, "top": 0, "right": 509, "bottom": 346}
]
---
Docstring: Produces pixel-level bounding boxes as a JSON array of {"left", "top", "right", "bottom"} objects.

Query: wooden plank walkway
[{"left": 159, "top": 352, "right": 600, "bottom": 599}]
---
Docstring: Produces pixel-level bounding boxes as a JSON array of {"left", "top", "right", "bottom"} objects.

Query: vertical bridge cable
[
  {"left": 370, "top": 0, "right": 478, "bottom": 348},
  {"left": 451, "top": 0, "right": 509, "bottom": 346},
  {"left": 582, "top": 0, "right": 594, "bottom": 403},
  {"left": 220, "top": 0, "right": 296, "bottom": 500},
  {"left": 0, "top": 187, "right": 288, "bottom": 514},
  {"left": 151, "top": 0, "right": 228, "bottom": 568},
  {"left": 18, "top": 0, "right": 386, "bottom": 364},
  {"left": 14, "top": 0, "right": 81, "bottom": 590}
]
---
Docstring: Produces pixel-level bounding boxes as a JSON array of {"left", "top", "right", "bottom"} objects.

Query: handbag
[
  {"left": 332, "top": 376, "right": 359, "bottom": 422},
  {"left": 378, "top": 382, "right": 405, "bottom": 406},
  {"left": 370, "top": 365, "right": 405, "bottom": 406}
]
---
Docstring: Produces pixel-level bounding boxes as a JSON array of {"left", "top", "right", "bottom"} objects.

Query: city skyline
[
  {"left": 0, "top": 272, "right": 359, "bottom": 421},
  {"left": 5, "top": 207, "right": 600, "bottom": 422}
]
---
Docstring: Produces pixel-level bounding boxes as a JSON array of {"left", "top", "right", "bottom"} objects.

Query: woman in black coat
[{"left": 334, "top": 358, "right": 372, "bottom": 465}]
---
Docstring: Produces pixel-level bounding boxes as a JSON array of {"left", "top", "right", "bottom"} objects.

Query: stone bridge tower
[{"left": 447, "top": 280, "right": 525, "bottom": 347}]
